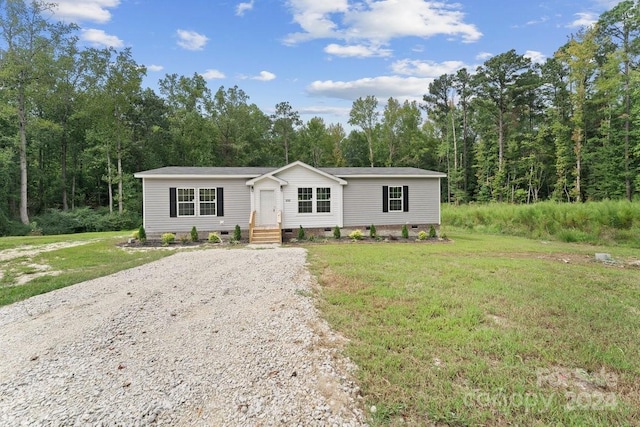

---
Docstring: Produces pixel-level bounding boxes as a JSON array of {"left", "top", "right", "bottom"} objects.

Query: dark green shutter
[
  {"left": 403, "top": 186, "right": 409, "bottom": 212},
  {"left": 217, "top": 187, "right": 224, "bottom": 216},
  {"left": 169, "top": 188, "right": 177, "bottom": 217},
  {"left": 382, "top": 186, "right": 389, "bottom": 212}
]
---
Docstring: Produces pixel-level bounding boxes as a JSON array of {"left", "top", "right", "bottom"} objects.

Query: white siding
[
  {"left": 142, "top": 178, "right": 250, "bottom": 234},
  {"left": 342, "top": 177, "right": 441, "bottom": 226},
  {"left": 274, "top": 165, "right": 344, "bottom": 229}
]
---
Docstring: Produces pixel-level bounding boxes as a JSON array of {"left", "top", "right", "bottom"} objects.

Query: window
[
  {"left": 389, "top": 186, "right": 403, "bottom": 211},
  {"left": 298, "top": 187, "right": 313, "bottom": 213},
  {"left": 382, "top": 185, "right": 409, "bottom": 213},
  {"left": 177, "top": 188, "right": 195, "bottom": 216},
  {"left": 170, "top": 187, "right": 224, "bottom": 218},
  {"left": 316, "top": 187, "right": 331, "bottom": 213},
  {"left": 199, "top": 188, "right": 216, "bottom": 216}
]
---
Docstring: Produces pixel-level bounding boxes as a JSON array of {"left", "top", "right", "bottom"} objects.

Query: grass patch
[
  {"left": 308, "top": 232, "right": 640, "bottom": 425},
  {"left": 442, "top": 200, "right": 640, "bottom": 247},
  {"left": 0, "top": 232, "right": 174, "bottom": 307}
]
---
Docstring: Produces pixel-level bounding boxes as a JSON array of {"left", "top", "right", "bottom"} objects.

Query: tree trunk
[
  {"left": 117, "top": 139, "right": 123, "bottom": 214},
  {"left": 107, "top": 150, "right": 113, "bottom": 214},
  {"left": 624, "top": 59, "right": 631, "bottom": 200},
  {"left": 18, "top": 88, "right": 29, "bottom": 225},
  {"left": 61, "top": 135, "right": 68, "bottom": 210}
]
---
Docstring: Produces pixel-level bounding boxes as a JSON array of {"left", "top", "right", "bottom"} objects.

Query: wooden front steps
[{"left": 250, "top": 227, "right": 282, "bottom": 244}]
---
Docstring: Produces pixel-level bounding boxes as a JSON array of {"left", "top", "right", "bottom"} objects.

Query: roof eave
[
  {"left": 134, "top": 174, "right": 262, "bottom": 179},
  {"left": 335, "top": 174, "right": 447, "bottom": 179}
]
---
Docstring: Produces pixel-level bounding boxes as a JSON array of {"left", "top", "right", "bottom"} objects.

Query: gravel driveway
[{"left": 0, "top": 247, "right": 366, "bottom": 426}]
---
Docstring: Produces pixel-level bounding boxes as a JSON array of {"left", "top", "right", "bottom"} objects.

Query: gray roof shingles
[{"left": 135, "top": 165, "right": 445, "bottom": 178}]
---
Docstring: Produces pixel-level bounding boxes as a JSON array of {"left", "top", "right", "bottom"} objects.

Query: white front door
[{"left": 259, "top": 190, "right": 277, "bottom": 226}]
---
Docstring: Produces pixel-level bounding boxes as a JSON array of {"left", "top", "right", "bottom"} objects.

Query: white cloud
[
  {"left": 284, "top": 0, "right": 482, "bottom": 52},
  {"left": 476, "top": 52, "right": 493, "bottom": 61},
  {"left": 251, "top": 71, "right": 277, "bottom": 81},
  {"left": 201, "top": 69, "right": 226, "bottom": 80},
  {"left": 299, "top": 105, "right": 352, "bottom": 117},
  {"left": 524, "top": 50, "right": 546, "bottom": 64},
  {"left": 176, "top": 30, "right": 209, "bottom": 51},
  {"left": 324, "top": 43, "right": 391, "bottom": 58},
  {"left": 307, "top": 76, "right": 431, "bottom": 101},
  {"left": 53, "top": 0, "right": 119, "bottom": 23},
  {"left": 391, "top": 59, "right": 467, "bottom": 77},
  {"left": 147, "top": 64, "right": 164, "bottom": 72},
  {"left": 284, "top": 0, "right": 349, "bottom": 44},
  {"left": 568, "top": 12, "right": 598, "bottom": 28},
  {"left": 80, "top": 28, "right": 123, "bottom": 48},
  {"left": 236, "top": 0, "right": 255, "bottom": 16},
  {"left": 525, "top": 16, "right": 549, "bottom": 26}
]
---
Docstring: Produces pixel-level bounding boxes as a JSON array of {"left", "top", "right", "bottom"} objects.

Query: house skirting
[{"left": 282, "top": 224, "right": 440, "bottom": 240}]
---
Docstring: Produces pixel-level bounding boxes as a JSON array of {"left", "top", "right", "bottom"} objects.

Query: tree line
[{"left": 1, "top": 0, "right": 639, "bottom": 230}]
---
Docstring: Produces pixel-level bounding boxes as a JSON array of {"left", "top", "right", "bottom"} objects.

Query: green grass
[
  {"left": 308, "top": 233, "right": 640, "bottom": 426},
  {"left": 0, "top": 232, "right": 174, "bottom": 307},
  {"left": 442, "top": 200, "right": 640, "bottom": 247}
]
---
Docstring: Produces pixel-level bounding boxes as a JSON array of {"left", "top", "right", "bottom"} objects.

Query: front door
[{"left": 259, "top": 190, "right": 277, "bottom": 226}]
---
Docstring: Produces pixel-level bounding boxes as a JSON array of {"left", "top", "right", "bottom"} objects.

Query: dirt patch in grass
[{"left": 0, "top": 241, "right": 96, "bottom": 262}]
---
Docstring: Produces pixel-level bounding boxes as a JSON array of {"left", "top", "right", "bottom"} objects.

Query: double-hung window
[
  {"left": 316, "top": 188, "right": 331, "bottom": 213},
  {"left": 170, "top": 187, "right": 224, "bottom": 218},
  {"left": 298, "top": 187, "right": 331, "bottom": 214},
  {"left": 383, "top": 185, "right": 409, "bottom": 213},
  {"left": 298, "top": 188, "right": 313, "bottom": 213},
  {"left": 177, "top": 188, "right": 195, "bottom": 216},
  {"left": 199, "top": 188, "right": 216, "bottom": 216},
  {"left": 388, "top": 186, "right": 403, "bottom": 212}
]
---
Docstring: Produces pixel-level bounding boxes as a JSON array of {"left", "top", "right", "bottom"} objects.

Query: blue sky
[{"left": 53, "top": 0, "right": 622, "bottom": 127}]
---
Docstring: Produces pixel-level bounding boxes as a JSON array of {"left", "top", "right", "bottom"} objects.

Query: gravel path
[{"left": 0, "top": 247, "right": 367, "bottom": 426}]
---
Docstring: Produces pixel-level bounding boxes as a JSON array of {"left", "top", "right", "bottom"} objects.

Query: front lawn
[
  {"left": 0, "top": 232, "right": 175, "bottom": 307},
  {"left": 308, "top": 232, "right": 640, "bottom": 425}
]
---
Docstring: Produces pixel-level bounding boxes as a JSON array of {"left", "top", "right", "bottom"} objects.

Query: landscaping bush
[
  {"left": 349, "top": 229, "right": 363, "bottom": 240},
  {"left": 428, "top": 225, "right": 437, "bottom": 238},
  {"left": 138, "top": 225, "right": 146, "bottom": 242},
  {"left": 161, "top": 233, "right": 175, "bottom": 245},
  {"left": 401, "top": 224, "right": 409, "bottom": 239},
  {"left": 297, "top": 225, "right": 305, "bottom": 240},
  {"left": 190, "top": 226, "right": 199, "bottom": 242},
  {"left": 333, "top": 225, "right": 341, "bottom": 239},
  {"left": 208, "top": 232, "right": 221, "bottom": 243},
  {"left": 369, "top": 224, "right": 377, "bottom": 238},
  {"left": 178, "top": 234, "right": 190, "bottom": 244},
  {"left": 418, "top": 230, "right": 428, "bottom": 240},
  {"left": 233, "top": 224, "right": 242, "bottom": 242}
]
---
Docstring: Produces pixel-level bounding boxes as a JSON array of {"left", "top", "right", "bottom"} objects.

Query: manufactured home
[{"left": 134, "top": 161, "right": 446, "bottom": 243}]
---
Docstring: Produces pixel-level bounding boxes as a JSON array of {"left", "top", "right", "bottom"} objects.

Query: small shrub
[
  {"left": 132, "top": 230, "right": 140, "bottom": 239},
  {"left": 349, "top": 229, "right": 364, "bottom": 240},
  {"left": 333, "top": 225, "right": 341, "bottom": 239},
  {"left": 428, "top": 225, "right": 437, "bottom": 238},
  {"left": 208, "top": 232, "right": 221, "bottom": 243},
  {"left": 418, "top": 230, "right": 428, "bottom": 240},
  {"left": 178, "top": 234, "right": 190, "bottom": 244},
  {"left": 369, "top": 224, "right": 377, "bottom": 238},
  {"left": 233, "top": 224, "right": 242, "bottom": 241},
  {"left": 297, "top": 225, "right": 305, "bottom": 240},
  {"left": 161, "top": 233, "right": 175, "bottom": 246},
  {"left": 401, "top": 224, "right": 409, "bottom": 239},
  {"left": 190, "top": 226, "right": 199, "bottom": 242},
  {"left": 138, "top": 225, "right": 146, "bottom": 242}
]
